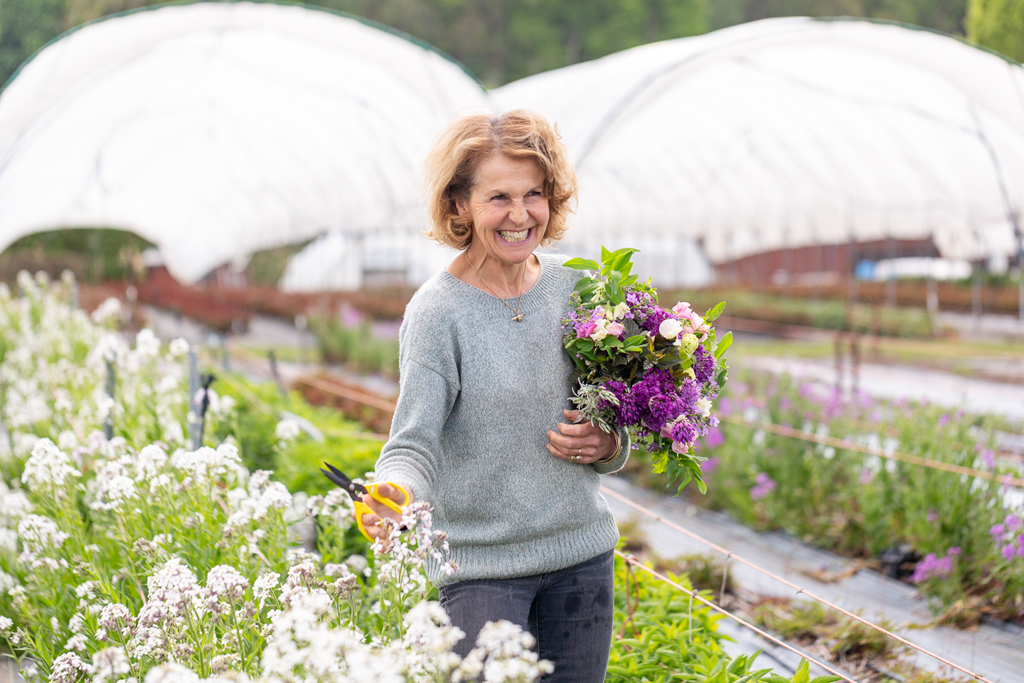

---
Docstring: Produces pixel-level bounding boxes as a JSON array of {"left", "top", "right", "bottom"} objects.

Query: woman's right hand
[{"left": 355, "top": 483, "right": 414, "bottom": 541}]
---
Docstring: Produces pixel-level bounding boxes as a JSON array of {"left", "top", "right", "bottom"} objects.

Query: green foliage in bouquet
[{"left": 562, "top": 248, "right": 731, "bottom": 494}]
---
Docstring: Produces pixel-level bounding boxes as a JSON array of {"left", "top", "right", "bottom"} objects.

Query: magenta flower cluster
[
  {"left": 911, "top": 546, "right": 960, "bottom": 583},
  {"left": 991, "top": 514, "right": 1024, "bottom": 561}
]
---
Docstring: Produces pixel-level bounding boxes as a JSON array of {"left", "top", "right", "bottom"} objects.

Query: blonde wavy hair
[{"left": 422, "top": 110, "right": 577, "bottom": 251}]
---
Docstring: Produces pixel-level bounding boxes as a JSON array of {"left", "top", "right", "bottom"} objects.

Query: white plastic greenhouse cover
[
  {"left": 494, "top": 17, "right": 1024, "bottom": 265},
  {"left": 0, "top": 1, "right": 489, "bottom": 282}
]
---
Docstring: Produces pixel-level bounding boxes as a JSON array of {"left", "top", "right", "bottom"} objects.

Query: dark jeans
[{"left": 438, "top": 550, "right": 614, "bottom": 683}]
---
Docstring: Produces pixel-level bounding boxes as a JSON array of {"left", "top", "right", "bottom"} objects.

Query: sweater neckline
[{"left": 439, "top": 253, "right": 563, "bottom": 317}]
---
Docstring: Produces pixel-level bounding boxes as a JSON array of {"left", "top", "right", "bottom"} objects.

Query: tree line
[{"left": 0, "top": 0, "right": 1020, "bottom": 91}]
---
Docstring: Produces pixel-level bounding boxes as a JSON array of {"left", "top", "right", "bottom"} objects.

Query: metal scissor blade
[{"left": 320, "top": 461, "right": 368, "bottom": 497}]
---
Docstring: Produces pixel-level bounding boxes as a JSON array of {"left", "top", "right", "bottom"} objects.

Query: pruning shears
[{"left": 319, "top": 461, "right": 410, "bottom": 541}]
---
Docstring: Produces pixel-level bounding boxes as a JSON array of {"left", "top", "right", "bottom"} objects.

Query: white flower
[
  {"left": 253, "top": 572, "right": 279, "bottom": 609},
  {"left": 170, "top": 444, "right": 245, "bottom": 485},
  {"left": 90, "top": 646, "right": 130, "bottom": 683},
  {"left": 135, "top": 329, "right": 161, "bottom": 357},
  {"left": 64, "top": 633, "right": 87, "bottom": 652},
  {"left": 21, "top": 439, "right": 80, "bottom": 493},
  {"left": 92, "top": 333, "right": 124, "bottom": 364},
  {"left": 90, "top": 298, "right": 122, "bottom": 325},
  {"left": 0, "top": 485, "right": 32, "bottom": 526},
  {"left": 205, "top": 565, "right": 249, "bottom": 601},
  {"left": 144, "top": 662, "right": 199, "bottom": 683},
  {"left": 146, "top": 558, "right": 200, "bottom": 613},
  {"left": 168, "top": 338, "right": 190, "bottom": 358},
  {"left": 99, "top": 603, "right": 132, "bottom": 632},
  {"left": 275, "top": 419, "right": 301, "bottom": 442},
  {"left": 51, "top": 651, "right": 89, "bottom": 683},
  {"left": 90, "top": 462, "right": 137, "bottom": 512},
  {"left": 588, "top": 319, "right": 609, "bottom": 342},
  {"left": 659, "top": 317, "right": 684, "bottom": 340},
  {"left": 0, "top": 616, "right": 11, "bottom": 631},
  {"left": 17, "top": 514, "right": 69, "bottom": 560},
  {"left": 696, "top": 398, "right": 712, "bottom": 418},
  {"left": 135, "top": 444, "right": 168, "bottom": 481},
  {"left": 609, "top": 302, "right": 630, "bottom": 321}
]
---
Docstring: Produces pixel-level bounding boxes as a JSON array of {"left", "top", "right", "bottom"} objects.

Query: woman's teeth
[{"left": 499, "top": 229, "right": 529, "bottom": 243}]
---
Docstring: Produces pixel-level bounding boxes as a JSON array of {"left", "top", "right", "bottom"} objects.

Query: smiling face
[{"left": 456, "top": 154, "right": 549, "bottom": 270}]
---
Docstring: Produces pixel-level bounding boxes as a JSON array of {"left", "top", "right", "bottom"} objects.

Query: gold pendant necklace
[{"left": 468, "top": 255, "right": 527, "bottom": 322}]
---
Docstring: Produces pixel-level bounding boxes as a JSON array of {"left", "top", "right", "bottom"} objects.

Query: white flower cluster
[
  {"left": 170, "top": 444, "right": 247, "bottom": 489},
  {"left": 373, "top": 501, "right": 458, "bottom": 584},
  {"left": 224, "top": 470, "right": 292, "bottom": 536},
  {"left": 21, "top": 438, "right": 81, "bottom": 496},
  {"left": 0, "top": 272, "right": 198, "bottom": 458}
]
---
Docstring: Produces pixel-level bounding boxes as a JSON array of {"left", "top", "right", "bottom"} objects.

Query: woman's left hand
[{"left": 546, "top": 410, "right": 617, "bottom": 465}]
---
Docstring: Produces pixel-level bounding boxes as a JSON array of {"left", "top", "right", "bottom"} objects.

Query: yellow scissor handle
[{"left": 353, "top": 482, "right": 411, "bottom": 541}]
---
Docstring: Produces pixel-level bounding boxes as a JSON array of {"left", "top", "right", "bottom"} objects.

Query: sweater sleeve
[
  {"left": 592, "top": 424, "right": 631, "bottom": 475},
  {"left": 373, "top": 294, "right": 461, "bottom": 504},
  {"left": 374, "top": 359, "right": 458, "bottom": 504}
]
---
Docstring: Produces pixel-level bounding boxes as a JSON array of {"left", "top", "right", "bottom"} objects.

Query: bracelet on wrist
[{"left": 595, "top": 430, "right": 622, "bottom": 464}]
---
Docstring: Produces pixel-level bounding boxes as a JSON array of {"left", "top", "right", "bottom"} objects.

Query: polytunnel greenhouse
[
  {"left": 494, "top": 16, "right": 1024, "bottom": 280},
  {"left": 0, "top": 1, "right": 489, "bottom": 284},
  {"left": 0, "top": 6, "right": 1022, "bottom": 290}
]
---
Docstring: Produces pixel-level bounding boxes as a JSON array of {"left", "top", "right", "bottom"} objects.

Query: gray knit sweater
[{"left": 374, "top": 253, "right": 629, "bottom": 587}]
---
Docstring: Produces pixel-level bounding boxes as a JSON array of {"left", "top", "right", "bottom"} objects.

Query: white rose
[
  {"left": 610, "top": 302, "right": 630, "bottom": 320},
  {"left": 590, "top": 320, "right": 609, "bottom": 341},
  {"left": 659, "top": 318, "right": 683, "bottom": 340}
]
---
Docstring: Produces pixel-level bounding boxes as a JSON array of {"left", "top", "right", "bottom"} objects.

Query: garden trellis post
[
  {"left": 188, "top": 349, "right": 200, "bottom": 449},
  {"left": 103, "top": 359, "right": 115, "bottom": 440}
]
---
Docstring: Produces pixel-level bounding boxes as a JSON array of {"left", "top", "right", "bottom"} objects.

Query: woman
[{"left": 359, "top": 110, "right": 629, "bottom": 682}]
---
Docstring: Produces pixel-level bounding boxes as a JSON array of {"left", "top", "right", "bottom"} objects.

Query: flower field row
[
  {"left": 0, "top": 272, "right": 822, "bottom": 683},
  {"left": 656, "top": 371, "right": 1024, "bottom": 624}
]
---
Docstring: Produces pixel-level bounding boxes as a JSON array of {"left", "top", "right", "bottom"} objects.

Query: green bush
[
  {"left": 609, "top": 554, "right": 835, "bottom": 683},
  {"left": 309, "top": 316, "right": 400, "bottom": 378}
]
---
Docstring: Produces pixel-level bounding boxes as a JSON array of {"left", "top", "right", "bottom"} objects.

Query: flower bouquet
[{"left": 561, "top": 247, "right": 731, "bottom": 493}]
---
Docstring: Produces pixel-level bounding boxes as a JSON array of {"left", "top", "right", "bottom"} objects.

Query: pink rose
[
  {"left": 577, "top": 323, "right": 598, "bottom": 339},
  {"left": 606, "top": 321, "right": 624, "bottom": 337},
  {"left": 671, "top": 440, "right": 691, "bottom": 454}
]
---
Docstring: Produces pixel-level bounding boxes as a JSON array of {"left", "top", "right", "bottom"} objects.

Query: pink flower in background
[
  {"left": 1006, "top": 514, "right": 1022, "bottom": 531},
  {"left": 927, "top": 509, "right": 938, "bottom": 523},
  {"left": 938, "top": 414, "right": 951, "bottom": 426},
  {"left": 979, "top": 449, "right": 996, "bottom": 469},
  {"left": 701, "top": 457, "right": 720, "bottom": 475},
  {"left": 750, "top": 472, "right": 777, "bottom": 501},
  {"left": 859, "top": 469, "right": 875, "bottom": 485},
  {"left": 991, "top": 523, "right": 1006, "bottom": 541},
  {"left": 371, "top": 320, "right": 402, "bottom": 339},
  {"left": 704, "top": 426, "right": 724, "bottom": 449},
  {"left": 718, "top": 398, "right": 732, "bottom": 415},
  {"left": 911, "top": 549, "right": 956, "bottom": 583},
  {"left": 339, "top": 304, "right": 364, "bottom": 328},
  {"left": 1002, "top": 545, "right": 1017, "bottom": 561}
]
